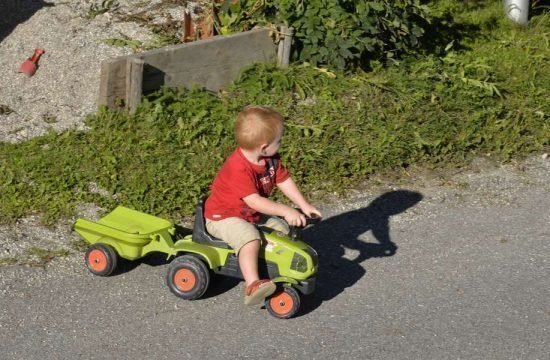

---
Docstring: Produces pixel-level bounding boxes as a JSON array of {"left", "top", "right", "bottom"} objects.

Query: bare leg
[{"left": 238, "top": 239, "right": 260, "bottom": 287}]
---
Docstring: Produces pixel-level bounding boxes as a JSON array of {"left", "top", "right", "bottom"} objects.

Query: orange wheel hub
[
  {"left": 174, "top": 268, "right": 196, "bottom": 292},
  {"left": 269, "top": 291, "right": 294, "bottom": 315},
  {"left": 88, "top": 249, "right": 108, "bottom": 272}
]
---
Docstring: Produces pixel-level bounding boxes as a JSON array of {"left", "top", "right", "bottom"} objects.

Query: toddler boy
[{"left": 205, "top": 105, "right": 321, "bottom": 305}]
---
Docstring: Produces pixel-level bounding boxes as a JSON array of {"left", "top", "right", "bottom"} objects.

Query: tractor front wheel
[
  {"left": 166, "top": 255, "right": 210, "bottom": 300},
  {"left": 265, "top": 286, "right": 301, "bottom": 319},
  {"left": 85, "top": 243, "right": 118, "bottom": 276}
]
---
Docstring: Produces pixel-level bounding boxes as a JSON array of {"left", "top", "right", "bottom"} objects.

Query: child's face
[{"left": 261, "top": 126, "right": 283, "bottom": 156}]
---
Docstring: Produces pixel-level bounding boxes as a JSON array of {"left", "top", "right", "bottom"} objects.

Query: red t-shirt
[{"left": 205, "top": 148, "right": 290, "bottom": 222}]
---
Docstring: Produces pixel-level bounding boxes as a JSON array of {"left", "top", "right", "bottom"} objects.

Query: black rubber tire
[
  {"left": 265, "top": 286, "right": 301, "bottom": 319},
  {"left": 84, "top": 243, "right": 118, "bottom": 276},
  {"left": 166, "top": 255, "right": 210, "bottom": 300}
]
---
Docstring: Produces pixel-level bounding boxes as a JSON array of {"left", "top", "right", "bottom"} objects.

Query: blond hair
[{"left": 235, "top": 105, "right": 283, "bottom": 150}]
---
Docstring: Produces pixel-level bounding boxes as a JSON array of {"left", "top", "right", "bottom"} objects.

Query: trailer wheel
[
  {"left": 167, "top": 255, "right": 210, "bottom": 300},
  {"left": 265, "top": 286, "right": 301, "bottom": 319},
  {"left": 85, "top": 243, "right": 118, "bottom": 276}
]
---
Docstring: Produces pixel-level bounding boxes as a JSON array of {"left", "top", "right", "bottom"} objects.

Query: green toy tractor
[{"left": 73, "top": 199, "right": 320, "bottom": 319}]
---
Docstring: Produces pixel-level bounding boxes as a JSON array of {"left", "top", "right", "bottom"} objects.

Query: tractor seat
[{"left": 193, "top": 198, "right": 231, "bottom": 249}]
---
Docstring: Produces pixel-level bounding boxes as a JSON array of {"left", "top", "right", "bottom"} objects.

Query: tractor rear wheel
[{"left": 166, "top": 255, "right": 210, "bottom": 300}]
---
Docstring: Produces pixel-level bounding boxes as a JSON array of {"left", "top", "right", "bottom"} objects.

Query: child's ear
[{"left": 260, "top": 143, "right": 268, "bottom": 154}]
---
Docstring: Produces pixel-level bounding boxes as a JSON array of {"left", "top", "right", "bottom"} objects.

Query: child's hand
[
  {"left": 300, "top": 203, "right": 322, "bottom": 219},
  {"left": 283, "top": 207, "right": 307, "bottom": 227}
]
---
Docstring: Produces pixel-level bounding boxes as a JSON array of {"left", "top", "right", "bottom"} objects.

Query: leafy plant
[
  {"left": 215, "top": 0, "right": 431, "bottom": 70},
  {"left": 103, "top": 37, "right": 144, "bottom": 51},
  {"left": 215, "top": 0, "right": 274, "bottom": 34}
]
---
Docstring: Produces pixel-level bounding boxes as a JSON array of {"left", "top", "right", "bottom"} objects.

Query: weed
[
  {"left": 216, "top": 0, "right": 431, "bottom": 71},
  {"left": 7, "top": 127, "right": 25, "bottom": 135},
  {"left": 103, "top": 37, "right": 143, "bottom": 52},
  {"left": 27, "top": 247, "right": 70, "bottom": 266},
  {"left": 0, "top": 248, "right": 70, "bottom": 267},
  {"left": 71, "top": 238, "right": 89, "bottom": 253},
  {"left": 42, "top": 113, "right": 58, "bottom": 124},
  {"left": 87, "top": 0, "right": 120, "bottom": 20},
  {"left": 0, "top": 104, "right": 14, "bottom": 115},
  {"left": 0, "top": 257, "right": 18, "bottom": 266},
  {"left": 103, "top": 34, "right": 179, "bottom": 52}
]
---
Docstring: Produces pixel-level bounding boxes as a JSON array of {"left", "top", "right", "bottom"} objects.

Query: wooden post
[
  {"left": 277, "top": 25, "right": 287, "bottom": 67},
  {"left": 98, "top": 58, "right": 127, "bottom": 109},
  {"left": 182, "top": 9, "right": 194, "bottom": 42},
  {"left": 281, "top": 27, "right": 294, "bottom": 68},
  {"left": 277, "top": 26, "right": 294, "bottom": 68},
  {"left": 125, "top": 58, "right": 144, "bottom": 113}
]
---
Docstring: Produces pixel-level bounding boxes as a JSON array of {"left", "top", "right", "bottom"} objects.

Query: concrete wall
[{"left": 98, "top": 28, "right": 279, "bottom": 110}]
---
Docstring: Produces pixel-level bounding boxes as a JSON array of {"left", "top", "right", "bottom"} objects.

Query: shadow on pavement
[
  {"left": 102, "top": 190, "right": 423, "bottom": 312},
  {"left": 0, "top": 0, "right": 53, "bottom": 43},
  {"left": 300, "top": 190, "right": 423, "bottom": 316},
  {"left": 111, "top": 252, "right": 169, "bottom": 275}
]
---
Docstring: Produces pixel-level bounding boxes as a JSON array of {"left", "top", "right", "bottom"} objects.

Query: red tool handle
[{"left": 28, "top": 48, "right": 45, "bottom": 64}]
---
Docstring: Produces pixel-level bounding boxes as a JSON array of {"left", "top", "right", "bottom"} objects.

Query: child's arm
[
  {"left": 277, "top": 177, "right": 322, "bottom": 219},
  {"left": 243, "top": 193, "right": 305, "bottom": 226}
]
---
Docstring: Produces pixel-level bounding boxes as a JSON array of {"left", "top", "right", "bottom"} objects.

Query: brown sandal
[{"left": 244, "top": 279, "right": 276, "bottom": 306}]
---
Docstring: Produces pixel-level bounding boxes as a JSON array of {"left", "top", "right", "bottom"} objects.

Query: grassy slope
[{"left": 0, "top": 1, "right": 548, "bottom": 224}]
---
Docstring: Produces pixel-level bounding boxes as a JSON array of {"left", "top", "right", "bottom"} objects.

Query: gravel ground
[{"left": 0, "top": 0, "right": 203, "bottom": 142}]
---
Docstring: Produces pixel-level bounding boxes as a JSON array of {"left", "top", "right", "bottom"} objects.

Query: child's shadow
[{"left": 301, "top": 190, "right": 423, "bottom": 315}]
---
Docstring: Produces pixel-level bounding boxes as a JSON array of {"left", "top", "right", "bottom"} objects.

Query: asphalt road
[{"left": 1, "top": 157, "right": 548, "bottom": 359}]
